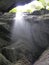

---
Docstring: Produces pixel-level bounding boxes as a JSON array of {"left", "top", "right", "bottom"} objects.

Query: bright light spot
[
  {"left": 13, "top": 1, "right": 44, "bottom": 22},
  {"left": 14, "top": 12, "right": 24, "bottom": 20},
  {"left": 16, "top": 1, "right": 44, "bottom": 12},
  {"left": 16, "top": 6, "right": 24, "bottom": 12},
  {"left": 13, "top": 12, "right": 25, "bottom": 28},
  {"left": 28, "top": 1, "right": 44, "bottom": 9},
  {"left": 45, "top": 0, "right": 49, "bottom": 3},
  {"left": 46, "top": 6, "right": 49, "bottom": 10},
  {"left": 16, "top": 4, "right": 32, "bottom": 12},
  {"left": 9, "top": 0, "right": 44, "bottom": 13}
]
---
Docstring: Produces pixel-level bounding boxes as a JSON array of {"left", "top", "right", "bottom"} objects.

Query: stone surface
[
  {"left": 0, "top": 38, "right": 8, "bottom": 50},
  {"left": 14, "top": 57, "right": 32, "bottom": 65},
  {"left": 1, "top": 11, "right": 49, "bottom": 65},
  {"left": 0, "top": 53, "right": 12, "bottom": 65},
  {"left": 0, "top": 13, "right": 13, "bottom": 52},
  {"left": 2, "top": 40, "right": 34, "bottom": 63},
  {"left": 33, "top": 47, "right": 49, "bottom": 65},
  {"left": 1, "top": 12, "right": 49, "bottom": 64},
  {"left": 32, "top": 9, "right": 49, "bottom": 15}
]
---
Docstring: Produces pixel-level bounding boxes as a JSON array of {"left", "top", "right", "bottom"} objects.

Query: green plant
[
  {"left": 9, "top": 0, "right": 49, "bottom": 13},
  {"left": 37, "top": 0, "right": 49, "bottom": 10}
]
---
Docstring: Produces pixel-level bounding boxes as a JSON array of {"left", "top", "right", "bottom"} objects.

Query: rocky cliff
[{"left": 0, "top": 10, "right": 49, "bottom": 65}]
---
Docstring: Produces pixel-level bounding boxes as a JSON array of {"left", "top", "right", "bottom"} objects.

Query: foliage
[
  {"left": 38, "top": 0, "right": 46, "bottom": 6},
  {"left": 9, "top": 0, "right": 49, "bottom": 13},
  {"left": 9, "top": 7, "right": 17, "bottom": 13},
  {"left": 38, "top": 0, "right": 49, "bottom": 9}
]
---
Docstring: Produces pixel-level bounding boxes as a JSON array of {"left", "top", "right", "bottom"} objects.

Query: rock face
[
  {"left": 0, "top": 10, "right": 49, "bottom": 65},
  {"left": 2, "top": 40, "right": 34, "bottom": 63},
  {"left": 0, "top": 53, "right": 12, "bottom": 65},
  {"left": 32, "top": 9, "right": 49, "bottom": 15},
  {"left": 33, "top": 47, "right": 49, "bottom": 65},
  {"left": 14, "top": 57, "right": 31, "bottom": 65}
]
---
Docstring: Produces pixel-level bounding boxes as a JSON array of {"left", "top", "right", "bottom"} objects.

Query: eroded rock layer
[{"left": 0, "top": 10, "right": 49, "bottom": 65}]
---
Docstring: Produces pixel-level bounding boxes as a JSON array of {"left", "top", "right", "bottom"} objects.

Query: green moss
[
  {"left": 9, "top": 8, "right": 17, "bottom": 13},
  {"left": 10, "top": 0, "right": 49, "bottom": 13}
]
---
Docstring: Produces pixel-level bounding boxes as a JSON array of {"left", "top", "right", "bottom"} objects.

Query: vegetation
[{"left": 9, "top": 0, "right": 49, "bottom": 13}]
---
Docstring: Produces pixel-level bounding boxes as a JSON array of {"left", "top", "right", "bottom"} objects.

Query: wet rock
[
  {"left": 0, "top": 13, "right": 13, "bottom": 49},
  {"left": 1, "top": 13, "right": 49, "bottom": 64},
  {"left": 2, "top": 40, "right": 34, "bottom": 63},
  {"left": 33, "top": 47, "right": 49, "bottom": 65},
  {"left": 32, "top": 9, "right": 49, "bottom": 15},
  {"left": 0, "top": 53, "right": 12, "bottom": 65},
  {"left": 14, "top": 57, "right": 32, "bottom": 65},
  {"left": 0, "top": 38, "right": 8, "bottom": 49},
  {"left": 1, "top": 12, "right": 49, "bottom": 65}
]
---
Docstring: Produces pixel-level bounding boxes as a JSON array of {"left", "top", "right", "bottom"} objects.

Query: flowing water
[{"left": 11, "top": 13, "right": 32, "bottom": 43}]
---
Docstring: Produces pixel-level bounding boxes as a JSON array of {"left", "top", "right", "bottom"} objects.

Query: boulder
[{"left": 33, "top": 47, "right": 49, "bottom": 65}]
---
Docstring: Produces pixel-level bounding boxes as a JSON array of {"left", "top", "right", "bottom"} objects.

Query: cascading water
[{"left": 11, "top": 12, "right": 32, "bottom": 43}]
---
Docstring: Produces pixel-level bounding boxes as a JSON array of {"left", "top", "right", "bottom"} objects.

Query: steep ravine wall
[{"left": 0, "top": 10, "right": 49, "bottom": 65}]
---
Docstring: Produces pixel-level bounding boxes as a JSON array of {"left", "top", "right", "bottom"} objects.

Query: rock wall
[
  {"left": 0, "top": 10, "right": 49, "bottom": 65},
  {"left": 33, "top": 47, "right": 49, "bottom": 65}
]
